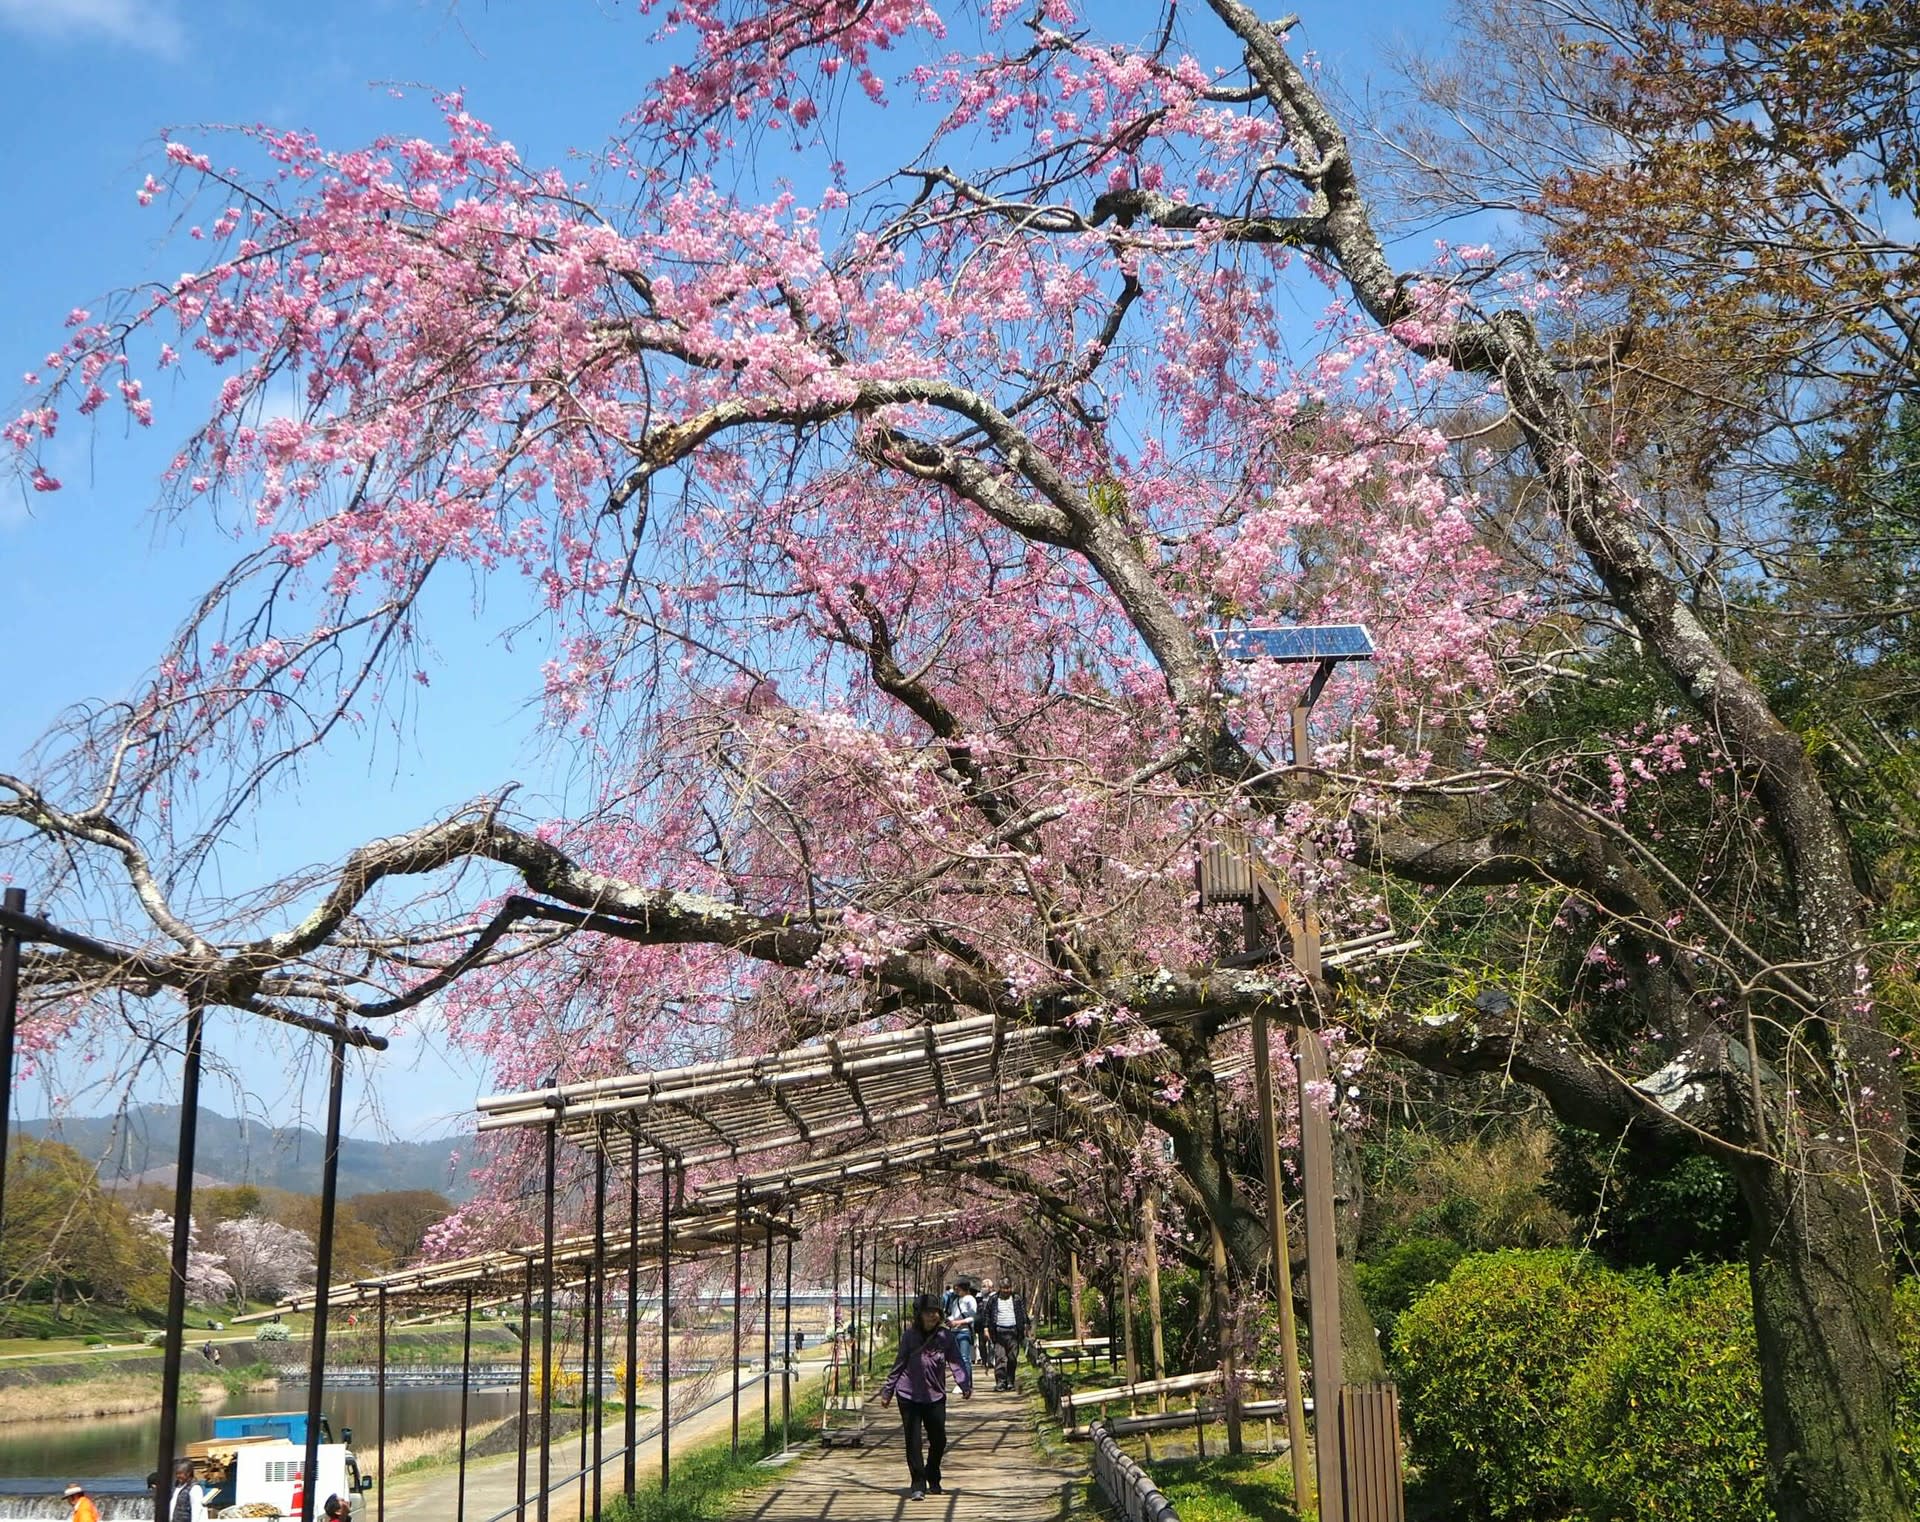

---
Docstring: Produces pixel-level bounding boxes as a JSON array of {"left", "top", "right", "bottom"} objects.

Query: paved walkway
[{"left": 724, "top": 1383, "right": 1090, "bottom": 1522}]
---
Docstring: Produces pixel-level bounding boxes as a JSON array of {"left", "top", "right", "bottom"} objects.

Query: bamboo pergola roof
[
  {"left": 233, "top": 1200, "right": 794, "bottom": 1322},
  {"left": 475, "top": 1014, "right": 1098, "bottom": 1171}
]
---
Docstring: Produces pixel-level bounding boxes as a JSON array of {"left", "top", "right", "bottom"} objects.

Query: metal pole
[
  {"left": 659, "top": 1156, "right": 672, "bottom": 1494},
  {"left": 592, "top": 1142, "right": 607, "bottom": 1522},
  {"left": 154, "top": 1000, "right": 205, "bottom": 1522},
  {"left": 517, "top": 1259, "right": 533, "bottom": 1519},
  {"left": 624, "top": 1133, "right": 639, "bottom": 1499},
  {"left": 577, "top": 1257, "right": 590, "bottom": 1522},
  {"left": 1070, "top": 1248, "right": 1087, "bottom": 1342},
  {"left": 781, "top": 1234, "right": 793, "bottom": 1452},
  {"left": 457, "top": 1286, "right": 473, "bottom": 1522},
  {"left": 300, "top": 1026, "right": 348, "bottom": 1522},
  {"left": 539, "top": 1119, "right": 557, "bottom": 1522},
  {"left": 847, "top": 1229, "right": 859, "bottom": 1392},
  {"left": 762, "top": 1216, "right": 774, "bottom": 1446},
  {"left": 867, "top": 1234, "right": 880, "bottom": 1382},
  {"left": 829, "top": 1235, "right": 841, "bottom": 1400},
  {"left": 731, "top": 1176, "right": 743, "bottom": 1458},
  {"left": 1254, "top": 1009, "right": 1312, "bottom": 1514},
  {"left": 0, "top": 887, "right": 25, "bottom": 1242},
  {"left": 377, "top": 1287, "right": 388, "bottom": 1522}
]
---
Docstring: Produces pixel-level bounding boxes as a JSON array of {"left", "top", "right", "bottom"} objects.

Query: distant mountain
[{"left": 20, "top": 1105, "right": 474, "bottom": 1201}]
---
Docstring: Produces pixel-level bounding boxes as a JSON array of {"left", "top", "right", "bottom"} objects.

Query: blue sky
[{"left": 0, "top": 0, "right": 1448, "bottom": 1144}]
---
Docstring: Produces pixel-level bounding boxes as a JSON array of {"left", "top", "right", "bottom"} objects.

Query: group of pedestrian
[
  {"left": 879, "top": 1275, "right": 1028, "bottom": 1500},
  {"left": 60, "top": 1464, "right": 352, "bottom": 1522}
]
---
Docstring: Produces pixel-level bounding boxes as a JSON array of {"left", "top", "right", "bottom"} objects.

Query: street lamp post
[{"left": 1203, "top": 623, "right": 1376, "bottom": 1522}]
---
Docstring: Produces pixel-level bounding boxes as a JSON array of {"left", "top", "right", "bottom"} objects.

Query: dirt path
[{"left": 377, "top": 1355, "right": 829, "bottom": 1521}]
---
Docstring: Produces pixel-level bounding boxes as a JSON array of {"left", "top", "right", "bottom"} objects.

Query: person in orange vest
[{"left": 62, "top": 1483, "right": 99, "bottom": 1522}]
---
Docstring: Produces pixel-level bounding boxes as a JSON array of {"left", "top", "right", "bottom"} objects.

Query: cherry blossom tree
[
  {"left": 2, "top": 4, "right": 1909, "bottom": 1515},
  {"left": 210, "top": 1215, "right": 315, "bottom": 1305},
  {"left": 137, "top": 1209, "right": 237, "bottom": 1304}
]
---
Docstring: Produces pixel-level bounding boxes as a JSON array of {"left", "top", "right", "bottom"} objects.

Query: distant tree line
[{"left": 0, "top": 1138, "right": 451, "bottom": 1323}]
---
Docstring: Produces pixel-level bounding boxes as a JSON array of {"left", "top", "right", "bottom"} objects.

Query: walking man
[
  {"left": 63, "top": 1484, "right": 99, "bottom": 1522},
  {"left": 985, "top": 1281, "right": 1028, "bottom": 1390},
  {"left": 946, "top": 1277, "right": 978, "bottom": 1378}
]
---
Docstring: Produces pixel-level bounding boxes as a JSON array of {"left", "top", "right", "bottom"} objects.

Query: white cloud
[{"left": 0, "top": 0, "right": 185, "bottom": 58}]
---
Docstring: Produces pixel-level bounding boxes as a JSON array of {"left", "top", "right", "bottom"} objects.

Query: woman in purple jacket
[{"left": 879, "top": 1292, "right": 973, "bottom": 1499}]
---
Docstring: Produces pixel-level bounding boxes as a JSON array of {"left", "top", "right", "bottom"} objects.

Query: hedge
[
  {"left": 1395, "top": 1252, "right": 1920, "bottom": 1520},
  {"left": 1394, "top": 1250, "right": 1647, "bottom": 1518},
  {"left": 1565, "top": 1266, "right": 1769, "bottom": 1522}
]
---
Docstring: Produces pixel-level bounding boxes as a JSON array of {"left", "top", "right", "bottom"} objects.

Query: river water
[{"left": 0, "top": 1383, "right": 522, "bottom": 1493}]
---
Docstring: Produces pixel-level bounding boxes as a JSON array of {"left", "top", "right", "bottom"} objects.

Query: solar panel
[{"left": 1208, "top": 624, "right": 1376, "bottom": 663}]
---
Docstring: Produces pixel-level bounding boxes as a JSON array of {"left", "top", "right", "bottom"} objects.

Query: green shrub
[
  {"left": 253, "top": 1322, "right": 291, "bottom": 1344},
  {"left": 1356, "top": 1237, "right": 1463, "bottom": 1346},
  {"left": 1566, "top": 1266, "right": 1769, "bottom": 1522},
  {"left": 1393, "top": 1249, "right": 1645, "bottom": 1518},
  {"left": 1898, "top": 1280, "right": 1920, "bottom": 1495}
]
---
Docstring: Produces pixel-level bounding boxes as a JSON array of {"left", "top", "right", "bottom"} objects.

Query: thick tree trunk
[
  {"left": 1334, "top": 1129, "right": 1386, "bottom": 1383},
  {"left": 1741, "top": 1158, "right": 1909, "bottom": 1522}
]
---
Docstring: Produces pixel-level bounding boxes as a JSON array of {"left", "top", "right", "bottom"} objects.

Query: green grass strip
[{"left": 600, "top": 1384, "right": 828, "bottom": 1522}]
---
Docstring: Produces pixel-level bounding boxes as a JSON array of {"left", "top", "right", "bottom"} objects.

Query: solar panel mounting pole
[
  {"left": 1209, "top": 624, "right": 1373, "bottom": 1522},
  {"left": 1292, "top": 692, "right": 1347, "bottom": 1522}
]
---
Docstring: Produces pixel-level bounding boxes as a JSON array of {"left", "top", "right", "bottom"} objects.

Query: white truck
[{"left": 185, "top": 1434, "right": 370, "bottom": 1518}]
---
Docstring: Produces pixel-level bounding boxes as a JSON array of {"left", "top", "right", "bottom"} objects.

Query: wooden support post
[
  {"left": 1254, "top": 1009, "right": 1313, "bottom": 1515},
  {"left": 1292, "top": 699, "right": 1347, "bottom": 1522},
  {"left": 1298, "top": 1024, "right": 1346, "bottom": 1522},
  {"left": 1070, "top": 1248, "right": 1087, "bottom": 1342}
]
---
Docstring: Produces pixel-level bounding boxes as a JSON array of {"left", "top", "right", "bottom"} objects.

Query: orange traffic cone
[{"left": 290, "top": 1469, "right": 305, "bottom": 1519}]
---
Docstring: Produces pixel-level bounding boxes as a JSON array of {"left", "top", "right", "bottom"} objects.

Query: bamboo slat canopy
[
  {"left": 475, "top": 1014, "right": 1096, "bottom": 1169},
  {"left": 233, "top": 1200, "right": 793, "bottom": 1322}
]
